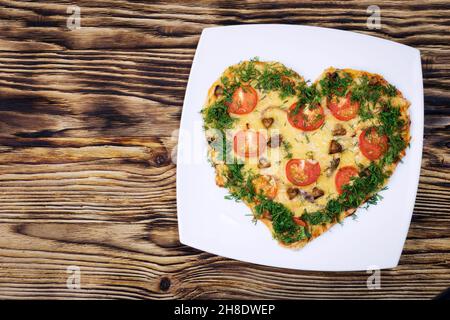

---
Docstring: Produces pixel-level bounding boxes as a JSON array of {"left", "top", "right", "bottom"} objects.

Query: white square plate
[{"left": 176, "top": 25, "right": 423, "bottom": 271}]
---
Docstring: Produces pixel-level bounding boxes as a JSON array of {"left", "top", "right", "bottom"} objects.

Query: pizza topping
[
  {"left": 267, "top": 134, "right": 283, "bottom": 148},
  {"left": 233, "top": 130, "right": 267, "bottom": 158},
  {"left": 253, "top": 175, "right": 278, "bottom": 199},
  {"left": 329, "top": 140, "right": 343, "bottom": 154},
  {"left": 328, "top": 92, "right": 360, "bottom": 121},
  {"left": 202, "top": 100, "right": 235, "bottom": 130},
  {"left": 312, "top": 187, "right": 325, "bottom": 199},
  {"left": 360, "top": 167, "right": 372, "bottom": 177},
  {"left": 257, "top": 157, "right": 271, "bottom": 169},
  {"left": 287, "top": 187, "right": 316, "bottom": 203},
  {"left": 255, "top": 196, "right": 308, "bottom": 243},
  {"left": 233, "top": 60, "right": 299, "bottom": 100},
  {"left": 227, "top": 85, "right": 258, "bottom": 115},
  {"left": 292, "top": 216, "right": 307, "bottom": 227},
  {"left": 262, "top": 210, "right": 272, "bottom": 220},
  {"left": 281, "top": 140, "right": 293, "bottom": 159},
  {"left": 369, "top": 75, "right": 383, "bottom": 86},
  {"left": 262, "top": 117, "right": 274, "bottom": 128},
  {"left": 288, "top": 103, "right": 325, "bottom": 131},
  {"left": 326, "top": 157, "right": 341, "bottom": 177},
  {"left": 335, "top": 166, "right": 359, "bottom": 194},
  {"left": 359, "top": 127, "right": 388, "bottom": 160},
  {"left": 281, "top": 75, "right": 295, "bottom": 87},
  {"left": 287, "top": 187, "right": 299, "bottom": 200},
  {"left": 320, "top": 71, "right": 353, "bottom": 99},
  {"left": 204, "top": 61, "right": 409, "bottom": 246},
  {"left": 214, "top": 85, "right": 224, "bottom": 97},
  {"left": 286, "top": 159, "right": 321, "bottom": 186},
  {"left": 299, "top": 189, "right": 315, "bottom": 203},
  {"left": 332, "top": 123, "right": 347, "bottom": 136}
]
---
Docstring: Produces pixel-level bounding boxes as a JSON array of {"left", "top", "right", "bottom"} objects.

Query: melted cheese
[
  {"left": 230, "top": 87, "right": 374, "bottom": 215},
  {"left": 205, "top": 63, "right": 409, "bottom": 226}
]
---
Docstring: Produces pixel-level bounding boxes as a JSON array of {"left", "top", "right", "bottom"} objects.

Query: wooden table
[{"left": 0, "top": 0, "right": 448, "bottom": 300}]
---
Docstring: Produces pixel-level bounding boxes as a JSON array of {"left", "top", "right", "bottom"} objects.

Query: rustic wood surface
[{"left": 0, "top": 0, "right": 449, "bottom": 300}]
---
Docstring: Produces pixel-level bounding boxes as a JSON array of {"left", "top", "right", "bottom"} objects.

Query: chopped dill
[
  {"left": 319, "top": 71, "right": 353, "bottom": 98},
  {"left": 281, "top": 140, "right": 293, "bottom": 159},
  {"left": 255, "top": 196, "right": 307, "bottom": 243},
  {"left": 202, "top": 101, "right": 235, "bottom": 130}
]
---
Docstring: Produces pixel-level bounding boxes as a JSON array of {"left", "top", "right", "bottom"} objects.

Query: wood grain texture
[{"left": 0, "top": 0, "right": 449, "bottom": 299}]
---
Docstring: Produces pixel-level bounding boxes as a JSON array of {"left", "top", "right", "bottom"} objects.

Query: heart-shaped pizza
[{"left": 201, "top": 59, "right": 410, "bottom": 248}]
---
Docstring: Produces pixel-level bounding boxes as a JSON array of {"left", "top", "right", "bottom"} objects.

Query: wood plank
[{"left": 0, "top": 0, "right": 449, "bottom": 299}]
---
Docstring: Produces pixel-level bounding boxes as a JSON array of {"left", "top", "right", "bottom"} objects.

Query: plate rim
[{"left": 176, "top": 24, "right": 424, "bottom": 271}]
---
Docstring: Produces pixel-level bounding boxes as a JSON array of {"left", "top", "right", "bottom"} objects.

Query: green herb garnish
[
  {"left": 255, "top": 196, "right": 307, "bottom": 243},
  {"left": 282, "top": 140, "right": 293, "bottom": 159},
  {"left": 232, "top": 59, "right": 302, "bottom": 100},
  {"left": 319, "top": 71, "right": 353, "bottom": 98},
  {"left": 202, "top": 101, "right": 235, "bottom": 130}
]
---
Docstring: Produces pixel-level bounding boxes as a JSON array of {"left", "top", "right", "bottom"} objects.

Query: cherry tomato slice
[
  {"left": 288, "top": 103, "right": 325, "bottom": 131},
  {"left": 359, "top": 127, "right": 388, "bottom": 160},
  {"left": 335, "top": 166, "right": 359, "bottom": 194},
  {"left": 227, "top": 86, "right": 258, "bottom": 115},
  {"left": 328, "top": 92, "right": 360, "bottom": 121},
  {"left": 233, "top": 130, "right": 266, "bottom": 158},
  {"left": 286, "top": 159, "right": 321, "bottom": 186},
  {"left": 253, "top": 175, "right": 278, "bottom": 199}
]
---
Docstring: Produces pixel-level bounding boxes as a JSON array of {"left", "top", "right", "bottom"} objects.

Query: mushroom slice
[
  {"left": 312, "top": 187, "right": 325, "bottom": 199},
  {"left": 214, "top": 85, "right": 223, "bottom": 97},
  {"left": 360, "top": 167, "right": 371, "bottom": 177},
  {"left": 326, "top": 157, "right": 341, "bottom": 177},
  {"left": 332, "top": 124, "right": 347, "bottom": 136},
  {"left": 258, "top": 157, "right": 271, "bottom": 169},
  {"left": 288, "top": 187, "right": 316, "bottom": 202},
  {"left": 262, "top": 117, "right": 274, "bottom": 128},
  {"left": 329, "top": 140, "right": 343, "bottom": 154},
  {"left": 287, "top": 187, "right": 299, "bottom": 200}
]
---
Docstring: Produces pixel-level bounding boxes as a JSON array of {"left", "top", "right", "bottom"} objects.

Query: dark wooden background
[{"left": 0, "top": 0, "right": 448, "bottom": 299}]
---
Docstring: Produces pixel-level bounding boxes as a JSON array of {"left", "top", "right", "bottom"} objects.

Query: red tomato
[
  {"left": 285, "top": 159, "right": 321, "bottom": 186},
  {"left": 227, "top": 86, "right": 258, "bottom": 115},
  {"left": 293, "top": 217, "right": 307, "bottom": 227},
  {"left": 253, "top": 175, "right": 278, "bottom": 199},
  {"left": 233, "top": 130, "right": 266, "bottom": 158},
  {"left": 359, "top": 128, "right": 388, "bottom": 160},
  {"left": 288, "top": 102, "right": 325, "bottom": 131},
  {"left": 328, "top": 92, "right": 360, "bottom": 121},
  {"left": 335, "top": 166, "right": 359, "bottom": 194}
]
